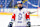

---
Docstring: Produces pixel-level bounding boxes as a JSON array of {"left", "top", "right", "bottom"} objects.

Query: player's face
[{"left": 18, "top": 3, "right": 22, "bottom": 7}]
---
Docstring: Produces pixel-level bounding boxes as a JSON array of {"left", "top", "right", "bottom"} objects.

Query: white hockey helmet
[{"left": 17, "top": 1, "right": 22, "bottom": 4}]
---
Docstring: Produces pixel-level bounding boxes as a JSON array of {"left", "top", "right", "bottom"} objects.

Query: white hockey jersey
[{"left": 11, "top": 8, "right": 30, "bottom": 27}]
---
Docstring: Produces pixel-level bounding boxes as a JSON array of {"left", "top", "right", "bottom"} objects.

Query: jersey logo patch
[{"left": 18, "top": 13, "right": 22, "bottom": 20}]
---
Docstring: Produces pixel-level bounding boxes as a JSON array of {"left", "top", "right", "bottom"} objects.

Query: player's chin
[{"left": 18, "top": 6, "right": 22, "bottom": 7}]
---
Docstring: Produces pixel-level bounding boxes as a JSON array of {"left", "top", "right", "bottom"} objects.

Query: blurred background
[
  {"left": 0, "top": 0, "right": 39, "bottom": 8},
  {"left": 0, "top": 0, "right": 40, "bottom": 12}
]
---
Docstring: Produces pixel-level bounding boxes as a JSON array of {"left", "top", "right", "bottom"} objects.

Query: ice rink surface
[{"left": 0, "top": 15, "right": 40, "bottom": 27}]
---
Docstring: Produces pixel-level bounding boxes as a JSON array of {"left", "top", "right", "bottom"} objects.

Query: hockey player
[{"left": 8, "top": 1, "right": 30, "bottom": 27}]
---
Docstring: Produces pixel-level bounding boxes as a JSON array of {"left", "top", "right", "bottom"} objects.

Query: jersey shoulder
[
  {"left": 13, "top": 8, "right": 19, "bottom": 14},
  {"left": 22, "top": 8, "right": 28, "bottom": 11}
]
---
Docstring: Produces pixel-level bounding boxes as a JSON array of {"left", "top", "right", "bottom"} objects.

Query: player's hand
[
  {"left": 8, "top": 22, "right": 13, "bottom": 27},
  {"left": 27, "top": 21, "right": 31, "bottom": 26}
]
